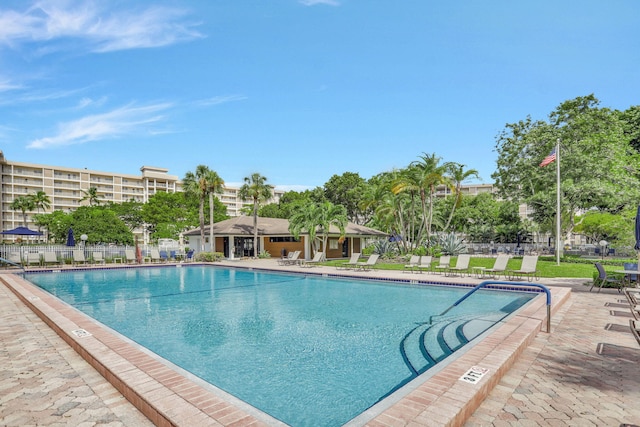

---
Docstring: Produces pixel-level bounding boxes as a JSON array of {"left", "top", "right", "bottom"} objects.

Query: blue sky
[{"left": 1, "top": 1, "right": 638, "bottom": 191}]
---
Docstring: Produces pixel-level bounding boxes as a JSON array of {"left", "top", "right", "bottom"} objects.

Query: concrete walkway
[{"left": 1, "top": 260, "right": 639, "bottom": 426}]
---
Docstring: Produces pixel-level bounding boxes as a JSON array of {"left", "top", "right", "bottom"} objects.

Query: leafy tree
[
  {"left": 442, "top": 163, "right": 479, "bottom": 232},
  {"left": 239, "top": 173, "right": 273, "bottom": 257},
  {"left": 141, "top": 192, "right": 200, "bottom": 241},
  {"left": 81, "top": 187, "right": 103, "bottom": 206},
  {"left": 574, "top": 210, "right": 632, "bottom": 247},
  {"left": 70, "top": 206, "right": 132, "bottom": 244},
  {"left": 30, "top": 190, "right": 50, "bottom": 214},
  {"left": 618, "top": 105, "right": 640, "bottom": 153},
  {"left": 323, "top": 172, "right": 370, "bottom": 224},
  {"left": 10, "top": 196, "right": 35, "bottom": 227},
  {"left": 32, "top": 211, "right": 71, "bottom": 243},
  {"left": 492, "top": 94, "right": 640, "bottom": 244},
  {"left": 105, "top": 200, "right": 144, "bottom": 232}
]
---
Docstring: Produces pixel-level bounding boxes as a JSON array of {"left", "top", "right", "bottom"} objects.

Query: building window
[{"left": 269, "top": 237, "right": 300, "bottom": 243}]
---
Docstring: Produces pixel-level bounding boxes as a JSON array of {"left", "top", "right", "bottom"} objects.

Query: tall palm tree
[
  {"left": 239, "top": 173, "right": 273, "bottom": 258},
  {"left": 183, "top": 165, "right": 217, "bottom": 251},
  {"left": 10, "top": 196, "right": 35, "bottom": 227},
  {"left": 29, "top": 190, "right": 51, "bottom": 238},
  {"left": 81, "top": 187, "right": 103, "bottom": 206},
  {"left": 443, "top": 163, "right": 479, "bottom": 232},
  {"left": 205, "top": 170, "right": 224, "bottom": 252}
]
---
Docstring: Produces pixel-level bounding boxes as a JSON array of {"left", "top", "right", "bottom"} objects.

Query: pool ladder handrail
[
  {"left": 431, "top": 280, "right": 552, "bottom": 333},
  {"left": 0, "top": 256, "right": 24, "bottom": 270}
]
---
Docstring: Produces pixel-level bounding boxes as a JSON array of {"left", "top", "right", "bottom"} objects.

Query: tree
[
  {"left": 289, "top": 201, "right": 347, "bottom": 256},
  {"left": 323, "top": 172, "right": 370, "bottom": 224},
  {"left": 105, "top": 200, "right": 144, "bottom": 232},
  {"left": 30, "top": 191, "right": 50, "bottom": 214},
  {"left": 442, "top": 163, "right": 479, "bottom": 232},
  {"left": 70, "top": 206, "right": 133, "bottom": 244},
  {"left": 239, "top": 173, "right": 273, "bottom": 257},
  {"left": 492, "top": 94, "right": 640, "bottom": 243},
  {"left": 141, "top": 192, "right": 200, "bottom": 241},
  {"left": 81, "top": 187, "right": 103, "bottom": 206},
  {"left": 10, "top": 196, "right": 35, "bottom": 227},
  {"left": 33, "top": 211, "right": 71, "bottom": 243},
  {"left": 183, "top": 165, "right": 221, "bottom": 251},
  {"left": 205, "top": 170, "right": 224, "bottom": 252}
]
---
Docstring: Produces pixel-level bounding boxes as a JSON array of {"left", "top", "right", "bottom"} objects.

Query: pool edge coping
[{"left": 0, "top": 268, "right": 571, "bottom": 427}]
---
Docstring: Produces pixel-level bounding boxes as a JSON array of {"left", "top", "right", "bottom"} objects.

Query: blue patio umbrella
[
  {"left": 66, "top": 228, "right": 76, "bottom": 247},
  {"left": 1, "top": 226, "right": 43, "bottom": 236}
]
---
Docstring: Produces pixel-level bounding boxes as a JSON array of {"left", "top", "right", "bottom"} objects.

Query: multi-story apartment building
[{"left": 0, "top": 151, "right": 283, "bottom": 242}]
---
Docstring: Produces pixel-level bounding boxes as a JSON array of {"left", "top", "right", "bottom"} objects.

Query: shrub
[{"left": 195, "top": 252, "right": 224, "bottom": 262}]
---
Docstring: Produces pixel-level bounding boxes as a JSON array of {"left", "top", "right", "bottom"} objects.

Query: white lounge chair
[
  {"left": 508, "top": 255, "right": 539, "bottom": 281},
  {"left": 300, "top": 252, "right": 325, "bottom": 267},
  {"left": 336, "top": 253, "right": 361, "bottom": 270},
  {"left": 403, "top": 255, "right": 420, "bottom": 273},
  {"left": 433, "top": 255, "right": 451, "bottom": 274},
  {"left": 43, "top": 252, "right": 60, "bottom": 267},
  {"left": 73, "top": 250, "right": 87, "bottom": 266},
  {"left": 92, "top": 252, "right": 106, "bottom": 265},
  {"left": 25, "top": 252, "right": 41, "bottom": 267},
  {"left": 355, "top": 253, "right": 380, "bottom": 271},
  {"left": 447, "top": 254, "right": 471, "bottom": 277},
  {"left": 125, "top": 249, "right": 137, "bottom": 264},
  {"left": 279, "top": 250, "right": 301, "bottom": 266},
  {"left": 416, "top": 256, "right": 433, "bottom": 273},
  {"left": 150, "top": 249, "right": 162, "bottom": 263},
  {"left": 483, "top": 254, "right": 510, "bottom": 278}
]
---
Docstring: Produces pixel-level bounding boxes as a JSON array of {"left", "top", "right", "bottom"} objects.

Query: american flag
[{"left": 539, "top": 148, "right": 556, "bottom": 167}]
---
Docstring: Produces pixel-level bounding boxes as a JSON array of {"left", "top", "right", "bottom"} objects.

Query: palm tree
[
  {"left": 205, "top": 170, "right": 225, "bottom": 252},
  {"left": 443, "top": 163, "right": 479, "bottom": 232},
  {"left": 10, "top": 196, "right": 35, "bottom": 227},
  {"left": 289, "top": 201, "right": 347, "bottom": 256},
  {"left": 183, "top": 165, "right": 216, "bottom": 251},
  {"left": 81, "top": 187, "right": 103, "bottom": 206},
  {"left": 29, "top": 190, "right": 51, "bottom": 239},
  {"left": 239, "top": 173, "right": 273, "bottom": 258}
]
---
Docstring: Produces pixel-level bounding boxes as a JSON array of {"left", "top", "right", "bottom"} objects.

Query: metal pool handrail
[{"left": 432, "top": 280, "right": 552, "bottom": 333}]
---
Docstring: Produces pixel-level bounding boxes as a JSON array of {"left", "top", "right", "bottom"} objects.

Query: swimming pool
[{"left": 27, "top": 266, "right": 536, "bottom": 426}]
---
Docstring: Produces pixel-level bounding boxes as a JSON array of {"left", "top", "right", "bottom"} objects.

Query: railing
[{"left": 432, "top": 280, "right": 552, "bottom": 333}]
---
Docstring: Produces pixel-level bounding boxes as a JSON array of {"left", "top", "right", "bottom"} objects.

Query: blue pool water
[{"left": 28, "top": 266, "right": 536, "bottom": 426}]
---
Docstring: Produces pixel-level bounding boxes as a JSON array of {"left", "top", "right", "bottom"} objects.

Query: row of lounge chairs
[
  {"left": 400, "top": 254, "right": 539, "bottom": 281},
  {"left": 335, "top": 253, "right": 380, "bottom": 271},
  {"left": 624, "top": 288, "right": 640, "bottom": 346},
  {"left": 10, "top": 249, "right": 195, "bottom": 268}
]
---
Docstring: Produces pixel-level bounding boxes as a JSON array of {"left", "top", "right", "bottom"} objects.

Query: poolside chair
[
  {"left": 623, "top": 262, "right": 639, "bottom": 287},
  {"left": 590, "top": 262, "right": 623, "bottom": 293},
  {"left": 482, "top": 254, "right": 510, "bottom": 279},
  {"left": 125, "top": 249, "right": 137, "bottom": 264},
  {"left": 416, "top": 256, "right": 433, "bottom": 273},
  {"left": 72, "top": 250, "right": 87, "bottom": 266},
  {"left": 630, "top": 320, "right": 640, "bottom": 346},
  {"left": 354, "top": 253, "right": 380, "bottom": 271},
  {"left": 403, "top": 255, "right": 420, "bottom": 273},
  {"left": 279, "top": 250, "right": 301, "bottom": 266},
  {"left": 8, "top": 252, "right": 22, "bottom": 266},
  {"left": 92, "top": 252, "right": 106, "bottom": 265},
  {"left": 447, "top": 254, "right": 471, "bottom": 277},
  {"left": 150, "top": 249, "right": 162, "bottom": 263},
  {"left": 336, "top": 252, "right": 361, "bottom": 270},
  {"left": 300, "top": 252, "right": 325, "bottom": 268},
  {"left": 278, "top": 250, "right": 297, "bottom": 266},
  {"left": 25, "top": 252, "right": 41, "bottom": 268},
  {"left": 508, "top": 255, "right": 539, "bottom": 282},
  {"left": 43, "top": 251, "right": 60, "bottom": 267},
  {"left": 624, "top": 288, "right": 640, "bottom": 306},
  {"left": 185, "top": 249, "right": 195, "bottom": 262},
  {"left": 159, "top": 250, "right": 169, "bottom": 263},
  {"left": 433, "top": 255, "right": 451, "bottom": 275}
]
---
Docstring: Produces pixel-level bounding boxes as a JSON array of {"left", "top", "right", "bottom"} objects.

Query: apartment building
[{"left": 0, "top": 151, "right": 283, "bottom": 241}]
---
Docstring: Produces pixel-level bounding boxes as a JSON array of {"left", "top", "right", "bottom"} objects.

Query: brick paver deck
[{"left": 1, "top": 260, "right": 639, "bottom": 426}]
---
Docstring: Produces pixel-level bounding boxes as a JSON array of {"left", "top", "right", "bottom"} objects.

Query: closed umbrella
[{"left": 66, "top": 228, "right": 75, "bottom": 247}]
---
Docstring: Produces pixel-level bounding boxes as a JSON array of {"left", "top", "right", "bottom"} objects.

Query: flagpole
[{"left": 555, "top": 139, "right": 561, "bottom": 266}]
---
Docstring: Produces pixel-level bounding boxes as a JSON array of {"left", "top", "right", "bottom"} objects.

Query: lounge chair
[
  {"left": 630, "top": 320, "right": 640, "bottom": 346},
  {"left": 92, "top": 252, "right": 106, "bottom": 265},
  {"left": 433, "top": 255, "right": 451, "bottom": 275},
  {"left": 508, "top": 255, "right": 539, "bottom": 282},
  {"left": 125, "top": 249, "right": 137, "bottom": 264},
  {"left": 590, "top": 262, "right": 623, "bottom": 292},
  {"left": 300, "top": 252, "right": 325, "bottom": 267},
  {"left": 73, "top": 250, "right": 87, "bottom": 266},
  {"left": 185, "top": 249, "right": 195, "bottom": 262},
  {"left": 25, "top": 252, "right": 41, "bottom": 267},
  {"left": 336, "top": 252, "right": 361, "bottom": 270},
  {"left": 403, "top": 255, "right": 420, "bottom": 273},
  {"left": 150, "top": 249, "right": 162, "bottom": 263},
  {"left": 480, "top": 254, "right": 510, "bottom": 279},
  {"left": 355, "top": 253, "right": 380, "bottom": 271},
  {"left": 279, "top": 250, "right": 301, "bottom": 266},
  {"left": 447, "top": 254, "right": 471, "bottom": 277},
  {"left": 416, "top": 256, "right": 433, "bottom": 273},
  {"left": 8, "top": 252, "right": 22, "bottom": 265},
  {"left": 159, "top": 250, "right": 169, "bottom": 262},
  {"left": 43, "top": 252, "right": 60, "bottom": 267},
  {"left": 624, "top": 288, "right": 640, "bottom": 306}
]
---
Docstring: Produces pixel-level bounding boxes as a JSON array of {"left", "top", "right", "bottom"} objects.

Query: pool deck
[{"left": 1, "top": 259, "right": 639, "bottom": 426}]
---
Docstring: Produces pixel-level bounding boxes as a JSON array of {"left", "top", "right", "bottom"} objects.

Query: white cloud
[
  {"left": 299, "top": 0, "right": 340, "bottom": 6},
  {"left": 0, "top": 0, "right": 203, "bottom": 54},
  {"left": 194, "top": 94, "right": 248, "bottom": 107},
  {"left": 27, "top": 102, "right": 171, "bottom": 149},
  {"left": 0, "top": 78, "right": 23, "bottom": 92}
]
